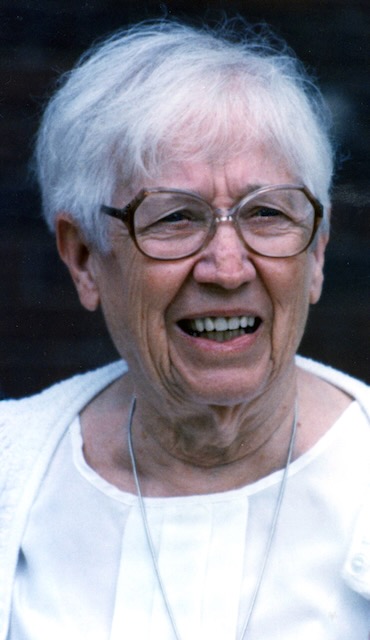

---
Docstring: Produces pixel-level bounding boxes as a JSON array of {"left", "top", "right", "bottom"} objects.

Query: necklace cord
[
  {"left": 239, "top": 401, "right": 297, "bottom": 638},
  {"left": 127, "top": 397, "right": 297, "bottom": 640},
  {"left": 127, "top": 397, "right": 182, "bottom": 640}
]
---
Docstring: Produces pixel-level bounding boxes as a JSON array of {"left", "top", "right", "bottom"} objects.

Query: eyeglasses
[{"left": 101, "top": 184, "right": 323, "bottom": 260}]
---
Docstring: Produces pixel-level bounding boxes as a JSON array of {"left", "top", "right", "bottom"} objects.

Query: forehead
[
  {"left": 116, "top": 143, "right": 302, "bottom": 206},
  {"left": 142, "top": 148, "right": 296, "bottom": 201}
]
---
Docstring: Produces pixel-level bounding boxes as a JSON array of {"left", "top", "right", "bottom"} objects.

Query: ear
[
  {"left": 309, "top": 231, "right": 329, "bottom": 305},
  {"left": 56, "top": 213, "right": 100, "bottom": 311}
]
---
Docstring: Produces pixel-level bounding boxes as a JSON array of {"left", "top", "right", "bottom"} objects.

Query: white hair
[{"left": 35, "top": 18, "right": 334, "bottom": 251}]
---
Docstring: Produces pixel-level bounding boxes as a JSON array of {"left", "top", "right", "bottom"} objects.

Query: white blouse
[{"left": 9, "top": 402, "right": 370, "bottom": 639}]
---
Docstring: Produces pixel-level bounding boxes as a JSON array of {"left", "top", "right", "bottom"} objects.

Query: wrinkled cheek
[
  {"left": 293, "top": 289, "right": 312, "bottom": 347},
  {"left": 123, "top": 304, "right": 173, "bottom": 389},
  {"left": 270, "top": 277, "right": 311, "bottom": 365},
  {"left": 124, "top": 272, "right": 179, "bottom": 374}
]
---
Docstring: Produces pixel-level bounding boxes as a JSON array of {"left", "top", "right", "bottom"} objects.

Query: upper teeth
[{"left": 190, "top": 316, "right": 256, "bottom": 333}]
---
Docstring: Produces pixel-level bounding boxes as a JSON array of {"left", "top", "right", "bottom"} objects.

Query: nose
[{"left": 192, "top": 220, "right": 257, "bottom": 289}]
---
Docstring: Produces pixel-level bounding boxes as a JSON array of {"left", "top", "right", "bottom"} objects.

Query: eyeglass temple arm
[
  {"left": 101, "top": 189, "right": 148, "bottom": 221},
  {"left": 100, "top": 204, "right": 130, "bottom": 221}
]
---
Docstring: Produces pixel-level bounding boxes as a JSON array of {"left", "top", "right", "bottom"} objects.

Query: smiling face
[{"left": 75, "top": 148, "right": 327, "bottom": 410}]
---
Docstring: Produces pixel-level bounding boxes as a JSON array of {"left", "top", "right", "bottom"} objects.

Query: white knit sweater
[{"left": 0, "top": 357, "right": 369, "bottom": 639}]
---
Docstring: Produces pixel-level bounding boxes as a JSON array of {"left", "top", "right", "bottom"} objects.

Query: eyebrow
[
  {"left": 238, "top": 183, "right": 267, "bottom": 197},
  {"left": 190, "top": 183, "right": 267, "bottom": 201}
]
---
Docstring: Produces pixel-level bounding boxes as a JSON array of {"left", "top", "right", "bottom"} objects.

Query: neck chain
[{"left": 127, "top": 397, "right": 297, "bottom": 640}]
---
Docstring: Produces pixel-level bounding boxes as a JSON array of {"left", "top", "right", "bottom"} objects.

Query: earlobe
[
  {"left": 56, "top": 214, "right": 100, "bottom": 311},
  {"left": 309, "top": 232, "right": 329, "bottom": 305}
]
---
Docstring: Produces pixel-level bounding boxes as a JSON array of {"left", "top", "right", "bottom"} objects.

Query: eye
[
  {"left": 159, "top": 208, "right": 195, "bottom": 224},
  {"left": 246, "top": 206, "right": 294, "bottom": 225},
  {"left": 137, "top": 207, "right": 201, "bottom": 237},
  {"left": 238, "top": 204, "right": 296, "bottom": 236},
  {"left": 238, "top": 203, "right": 289, "bottom": 221},
  {"left": 135, "top": 196, "right": 210, "bottom": 238},
  {"left": 252, "top": 207, "right": 286, "bottom": 218}
]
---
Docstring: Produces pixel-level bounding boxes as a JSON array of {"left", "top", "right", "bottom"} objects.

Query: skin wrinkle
[
  {"left": 59, "top": 148, "right": 331, "bottom": 494},
  {"left": 95, "top": 245, "right": 294, "bottom": 454},
  {"left": 133, "top": 378, "right": 296, "bottom": 469}
]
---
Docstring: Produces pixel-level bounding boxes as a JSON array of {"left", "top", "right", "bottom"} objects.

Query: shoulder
[
  {"left": 296, "top": 355, "right": 370, "bottom": 419},
  {"left": 294, "top": 356, "right": 370, "bottom": 455},
  {"left": 0, "top": 360, "right": 128, "bottom": 465},
  {"left": 294, "top": 358, "right": 370, "bottom": 600},
  {"left": 0, "top": 360, "right": 129, "bottom": 548},
  {"left": 0, "top": 360, "right": 127, "bottom": 413}
]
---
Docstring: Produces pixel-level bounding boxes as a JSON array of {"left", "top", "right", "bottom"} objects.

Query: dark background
[{"left": 0, "top": 0, "right": 369, "bottom": 399}]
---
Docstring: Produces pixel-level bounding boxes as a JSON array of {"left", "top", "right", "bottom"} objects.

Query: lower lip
[{"left": 176, "top": 323, "right": 261, "bottom": 353}]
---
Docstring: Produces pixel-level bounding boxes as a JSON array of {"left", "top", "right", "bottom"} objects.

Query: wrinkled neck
[{"left": 127, "top": 366, "right": 298, "bottom": 494}]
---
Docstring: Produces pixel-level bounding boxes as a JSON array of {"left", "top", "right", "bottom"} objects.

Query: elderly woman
[{"left": 1, "top": 19, "right": 369, "bottom": 640}]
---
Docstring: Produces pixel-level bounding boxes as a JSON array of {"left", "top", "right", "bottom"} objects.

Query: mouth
[{"left": 178, "top": 315, "right": 261, "bottom": 343}]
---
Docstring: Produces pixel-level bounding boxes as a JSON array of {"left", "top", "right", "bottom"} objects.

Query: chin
[{"left": 177, "top": 370, "right": 269, "bottom": 408}]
